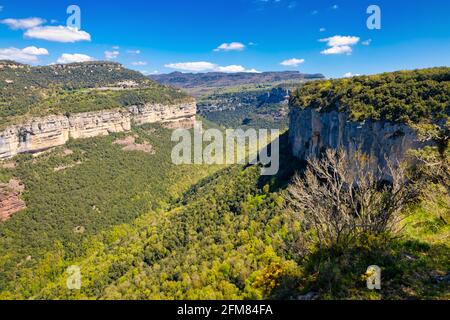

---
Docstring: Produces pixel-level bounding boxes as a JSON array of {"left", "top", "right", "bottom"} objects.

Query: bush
[{"left": 287, "top": 149, "right": 417, "bottom": 250}]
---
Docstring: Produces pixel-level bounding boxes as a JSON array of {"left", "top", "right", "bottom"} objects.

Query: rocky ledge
[
  {"left": 0, "top": 102, "right": 196, "bottom": 160},
  {"left": 289, "top": 107, "right": 429, "bottom": 171}
]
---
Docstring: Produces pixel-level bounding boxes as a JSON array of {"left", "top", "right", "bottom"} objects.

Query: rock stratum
[
  {"left": 288, "top": 68, "right": 449, "bottom": 170},
  {"left": 289, "top": 107, "right": 426, "bottom": 170},
  {"left": 0, "top": 102, "right": 196, "bottom": 160}
]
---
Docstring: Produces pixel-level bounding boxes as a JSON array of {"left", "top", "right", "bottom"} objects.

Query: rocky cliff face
[
  {"left": 0, "top": 102, "right": 196, "bottom": 160},
  {"left": 289, "top": 107, "right": 428, "bottom": 170}
]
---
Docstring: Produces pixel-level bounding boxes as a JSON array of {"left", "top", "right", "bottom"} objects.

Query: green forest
[
  {"left": 0, "top": 60, "right": 190, "bottom": 128},
  {"left": 290, "top": 67, "right": 450, "bottom": 123},
  {"left": 0, "top": 66, "right": 449, "bottom": 300},
  {"left": 0, "top": 123, "right": 224, "bottom": 295},
  {"left": 0, "top": 134, "right": 448, "bottom": 300}
]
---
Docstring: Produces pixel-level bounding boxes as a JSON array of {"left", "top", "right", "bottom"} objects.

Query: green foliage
[
  {"left": 290, "top": 67, "right": 450, "bottom": 123},
  {"left": 0, "top": 124, "right": 222, "bottom": 293},
  {"left": 1, "top": 137, "right": 448, "bottom": 300},
  {"left": 198, "top": 85, "right": 297, "bottom": 130},
  {"left": 0, "top": 61, "right": 190, "bottom": 128}
]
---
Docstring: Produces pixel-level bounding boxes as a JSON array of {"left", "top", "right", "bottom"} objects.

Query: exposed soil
[
  {"left": 53, "top": 161, "right": 82, "bottom": 172},
  {"left": 114, "top": 136, "right": 155, "bottom": 154},
  {"left": 1, "top": 162, "right": 17, "bottom": 169},
  {"left": 62, "top": 149, "right": 74, "bottom": 156},
  {"left": 0, "top": 179, "right": 26, "bottom": 222},
  {"left": 163, "top": 118, "right": 195, "bottom": 130}
]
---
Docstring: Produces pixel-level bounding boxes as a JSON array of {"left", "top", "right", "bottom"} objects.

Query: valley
[
  {"left": 150, "top": 71, "right": 325, "bottom": 130},
  {"left": 0, "top": 62, "right": 448, "bottom": 300}
]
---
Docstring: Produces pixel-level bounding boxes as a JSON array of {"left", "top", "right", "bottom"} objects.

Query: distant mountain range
[{"left": 149, "top": 71, "right": 325, "bottom": 89}]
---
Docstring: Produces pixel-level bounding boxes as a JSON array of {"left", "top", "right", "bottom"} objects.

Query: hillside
[
  {"left": 149, "top": 71, "right": 324, "bottom": 130},
  {"left": 0, "top": 66, "right": 448, "bottom": 300},
  {"left": 149, "top": 71, "right": 325, "bottom": 95},
  {"left": 198, "top": 85, "right": 291, "bottom": 129},
  {"left": 0, "top": 61, "right": 191, "bottom": 128},
  {"left": 290, "top": 67, "right": 450, "bottom": 124},
  {"left": 0, "top": 122, "right": 225, "bottom": 295},
  {"left": 1, "top": 135, "right": 448, "bottom": 300}
]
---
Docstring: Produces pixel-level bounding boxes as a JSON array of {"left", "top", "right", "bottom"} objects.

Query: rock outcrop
[
  {"left": 289, "top": 107, "right": 428, "bottom": 170},
  {"left": 0, "top": 102, "right": 196, "bottom": 160}
]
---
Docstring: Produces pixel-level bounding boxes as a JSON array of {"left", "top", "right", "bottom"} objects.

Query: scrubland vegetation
[{"left": 291, "top": 67, "right": 450, "bottom": 123}]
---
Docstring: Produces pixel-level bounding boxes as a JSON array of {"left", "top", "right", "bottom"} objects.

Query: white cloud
[
  {"left": 25, "top": 26, "right": 91, "bottom": 43},
  {"left": 127, "top": 50, "right": 141, "bottom": 54},
  {"left": 320, "top": 35, "right": 360, "bottom": 47},
  {"left": 216, "top": 65, "right": 255, "bottom": 73},
  {"left": 21, "top": 46, "right": 49, "bottom": 55},
  {"left": 214, "top": 42, "right": 245, "bottom": 52},
  {"left": 104, "top": 50, "right": 119, "bottom": 60},
  {"left": 321, "top": 45, "right": 353, "bottom": 55},
  {"left": 320, "top": 35, "right": 360, "bottom": 55},
  {"left": 0, "top": 46, "right": 49, "bottom": 63},
  {"left": 165, "top": 61, "right": 259, "bottom": 73},
  {"left": 320, "top": 27, "right": 326, "bottom": 32},
  {"left": 165, "top": 62, "right": 216, "bottom": 72},
  {"left": 112, "top": 46, "right": 120, "bottom": 50},
  {"left": 280, "top": 58, "right": 305, "bottom": 67},
  {"left": 0, "top": 17, "right": 45, "bottom": 30},
  {"left": 343, "top": 72, "right": 361, "bottom": 78},
  {"left": 131, "top": 61, "right": 147, "bottom": 66},
  {"left": 56, "top": 53, "right": 93, "bottom": 64},
  {"left": 362, "top": 39, "right": 372, "bottom": 46},
  {"left": 141, "top": 70, "right": 159, "bottom": 75}
]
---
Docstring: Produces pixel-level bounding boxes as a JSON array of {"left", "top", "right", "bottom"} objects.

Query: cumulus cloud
[
  {"left": 362, "top": 39, "right": 372, "bottom": 46},
  {"left": 280, "top": 58, "right": 305, "bottom": 67},
  {"left": 25, "top": 26, "right": 91, "bottom": 43},
  {"left": 165, "top": 61, "right": 259, "bottom": 73},
  {"left": 131, "top": 61, "right": 147, "bottom": 66},
  {"left": 320, "top": 35, "right": 360, "bottom": 55},
  {"left": 216, "top": 65, "right": 259, "bottom": 73},
  {"left": 0, "top": 17, "right": 45, "bottom": 30},
  {"left": 321, "top": 45, "right": 353, "bottom": 55},
  {"left": 22, "top": 46, "right": 49, "bottom": 55},
  {"left": 214, "top": 42, "right": 245, "bottom": 52},
  {"left": 320, "top": 36, "right": 360, "bottom": 47},
  {"left": 104, "top": 50, "right": 119, "bottom": 60},
  {"left": 343, "top": 72, "right": 361, "bottom": 78},
  {"left": 56, "top": 53, "right": 93, "bottom": 64},
  {"left": 0, "top": 46, "right": 48, "bottom": 63},
  {"left": 320, "top": 27, "right": 326, "bottom": 32}
]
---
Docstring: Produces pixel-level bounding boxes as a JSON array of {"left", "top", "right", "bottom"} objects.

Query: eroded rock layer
[
  {"left": 0, "top": 102, "right": 196, "bottom": 160},
  {"left": 289, "top": 107, "right": 428, "bottom": 170}
]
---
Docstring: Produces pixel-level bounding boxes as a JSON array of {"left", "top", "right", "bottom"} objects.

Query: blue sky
[{"left": 0, "top": 0, "right": 449, "bottom": 78}]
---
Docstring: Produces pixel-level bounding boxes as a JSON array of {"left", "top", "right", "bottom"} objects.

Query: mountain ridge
[{"left": 149, "top": 71, "right": 325, "bottom": 89}]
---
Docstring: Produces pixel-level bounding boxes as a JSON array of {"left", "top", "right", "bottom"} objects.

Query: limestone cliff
[
  {"left": 289, "top": 107, "right": 428, "bottom": 169},
  {"left": 0, "top": 102, "right": 196, "bottom": 160}
]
